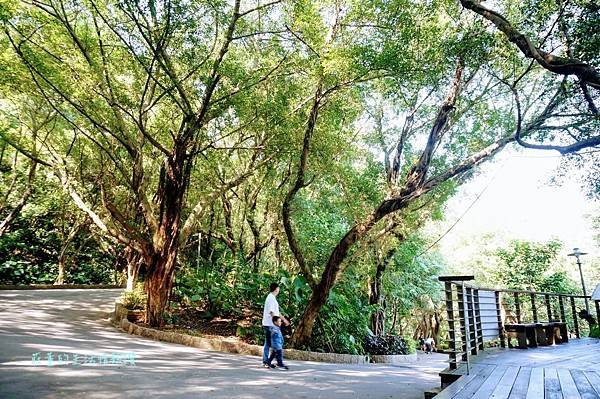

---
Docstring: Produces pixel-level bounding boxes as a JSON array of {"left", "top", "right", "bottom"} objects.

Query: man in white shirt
[{"left": 262, "top": 282, "right": 289, "bottom": 367}]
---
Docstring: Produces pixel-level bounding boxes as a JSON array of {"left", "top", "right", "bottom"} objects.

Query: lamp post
[{"left": 568, "top": 247, "right": 589, "bottom": 313}]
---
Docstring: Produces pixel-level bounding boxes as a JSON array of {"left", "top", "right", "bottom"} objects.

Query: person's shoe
[
  {"left": 269, "top": 364, "right": 276, "bottom": 369},
  {"left": 277, "top": 365, "right": 289, "bottom": 370},
  {"left": 262, "top": 363, "right": 270, "bottom": 368}
]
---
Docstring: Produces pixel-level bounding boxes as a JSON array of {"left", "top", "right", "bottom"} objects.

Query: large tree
[
  {"left": 2, "top": 0, "right": 598, "bottom": 341},
  {"left": 287, "top": 0, "right": 600, "bottom": 346},
  {"left": 1, "top": 0, "right": 290, "bottom": 325}
]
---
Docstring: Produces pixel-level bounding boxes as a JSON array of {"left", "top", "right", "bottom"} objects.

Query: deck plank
[
  {"left": 471, "top": 366, "right": 509, "bottom": 399},
  {"left": 433, "top": 339, "right": 600, "bottom": 399},
  {"left": 557, "top": 368, "right": 582, "bottom": 399},
  {"left": 453, "top": 365, "right": 497, "bottom": 399},
  {"left": 570, "top": 369, "right": 600, "bottom": 399},
  {"left": 525, "top": 368, "right": 545, "bottom": 399},
  {"left": 544, "top": 368, "right": 563, "bottom": 399},
  {"left": 583, "top": 371, "right": 600, "bottom": 396},
  {"left": 508, "top": 367, "right": 532, "bottom": 399},
  {"left": 489, "top": 366, "right": 520, "bottom": 399},
  {"left": 434, "top": 365, "right": 487, "bottom": 399}
]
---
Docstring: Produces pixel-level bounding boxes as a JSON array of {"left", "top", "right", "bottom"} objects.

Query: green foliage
[
  {"left": 173, "top": 255, "right": 309, "bottom": 319},
  {"left": 0, "top": 258, "right": 56, "bottom": 285},
  {"left": 0, "top": 167, "right": 116, "bottom": 286},
  {"left": 590, "top": 324, "right": 600, "bottom": 339},
  {"left": 309, "top": 277, "right": 373, "bottom": 354},
  {"left": 538, "top": 271, "right": 581, "bottom": 294},
  {"left": 121, "top": 283, "right": 146, "bottom": 310},
  {"left": 568, "top": 1, "right": 600, "bottom": 67},
  {"left": 496, "top": 239, "right": 578, "bottom": 294},
  {"left": 363, "top": 334, "right": 410, "bottom": 355},
  {"left": 0, "top": 210, "right": 115, "bottom": 285},
  {"left": 1, "top": 0, "right": 598, "bottom": 353},
  {"left": 384, "top": 236, "right": 444, "bottom": 319}
]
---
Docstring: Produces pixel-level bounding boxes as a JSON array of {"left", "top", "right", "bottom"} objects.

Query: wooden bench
[
  {"left": 539, "top": 321, "right": 568, "bottom": 345},
  {"left": 504, "top": 322, "right": 568, "bottom": 348},
  {"left": 505, "top": 323, "right": 539, "bottom": 348}
]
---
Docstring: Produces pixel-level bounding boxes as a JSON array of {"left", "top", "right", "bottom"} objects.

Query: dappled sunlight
[{"left": 0, "top": 289, "right": 448, "bottom": 398}]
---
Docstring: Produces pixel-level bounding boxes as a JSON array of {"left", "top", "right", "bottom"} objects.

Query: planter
[
  {"left": 127, "top": 309, "right": 145, "bottom": 323},
  {"left": 371, "top": 353, "right": 418, "bottom": 364}
]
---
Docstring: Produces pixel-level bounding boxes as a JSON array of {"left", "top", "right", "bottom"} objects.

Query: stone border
[
  {"left": 371, "top": 353, "right": 418, "bottom": 364},
  {"left": 110, "top": 301, "right": 369, "bottom": 364},
  {"left": 0, "top": 284, "right": 124, "bottom": 290}
]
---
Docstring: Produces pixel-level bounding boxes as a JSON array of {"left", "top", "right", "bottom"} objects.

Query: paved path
[{"left": 0, "top": 289, "right": 447, "bottom": 399}]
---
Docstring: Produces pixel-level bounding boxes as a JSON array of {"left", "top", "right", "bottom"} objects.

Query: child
[
  {"left": 267, "top": 316, "right": 289, "bottom": 370},
  {"left": 424, "top": 337, "right": 436, "bottom": 354}
]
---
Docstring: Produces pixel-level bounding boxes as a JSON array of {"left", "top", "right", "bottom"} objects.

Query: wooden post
[
  {"left": 466, "top": 287, "right": 476, "bottom": 355},
  {"left": 474, "top": 289, "right": 484, "bottom": 351},
  {"left": 531, "top": 293, "right": 538, "bottom": 323},
  {"left": 444, "top": 282, "right": 457, "bottom": 370},
  {"left": 558, "top": 296, "right": 566, "bottom": 323},
  {"left": 457, "top": 284, "right": 468, "bottom": 362},
  {"left": 570, "top": 296, "right": 580, "bottom": 338},
  {"left": 596, "top": 300, "right": 600, "bottom": 327},
  {"left": 545, "top": 294, "right": 552, "bottom": 321},
  {"left": 514, "top": 292, "right": 521, "bottom": 324},
  {"left": 459, "top": 282, "right": 471, "bottom": 374},
  {"left": 495, "top": 291, "right": 506, "bottom": 348}
]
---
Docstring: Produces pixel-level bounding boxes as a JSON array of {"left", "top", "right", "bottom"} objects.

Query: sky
[{"left": 429, "top": 145, "right": 599, "bottom": 260}]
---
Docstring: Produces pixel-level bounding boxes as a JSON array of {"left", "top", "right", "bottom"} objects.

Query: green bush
[
  {"left": 363, "top": 335, "right": 410, "bottom": 355},
  {"left": 306, "top": 277, "right": 372, "bottom": 355},
  {"left": 0, "top": 208, "right": 115, "bottom": 285},
  {"left": 121, "top": 283, "right": 146, "bottom": 310}
]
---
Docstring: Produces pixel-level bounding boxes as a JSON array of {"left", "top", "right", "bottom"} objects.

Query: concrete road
[{"left": 0, "top": 289, "right": 447, "bottom": 399}]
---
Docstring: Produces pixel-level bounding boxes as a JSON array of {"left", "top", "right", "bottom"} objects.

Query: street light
[{"left": 568, "top": 247, "right": 589, "bottom": 312}]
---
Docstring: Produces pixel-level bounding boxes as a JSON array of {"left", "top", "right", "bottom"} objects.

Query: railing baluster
[
  {"left": 444, "top": 282, "right": 457, "bottom": 370},
  {"left": 570, "top": 296, "right": 580, "bottom": 338},
  {"left": 474, "top": 288, "right": 484, "bottom": 351},
  {"left": 545, "top": 294, "right": 552, "bottom": 321},
  {"left": 531, "top": 293, "right": 538, "bottom": 323},
  {"left": 495, "top": 291, "right": 506, "bottom": 348},
  {"left": 457, "top": 284, "right": 468, "bottom": 362},
  {"left": 559, "top": 296, "right": 566, "bottom": 323},
  {"left": 467, "top": 287, "right": 476, "bottom": 355},
  {"left": 514, "top": 292, "right": 521, "bottom": 324}
]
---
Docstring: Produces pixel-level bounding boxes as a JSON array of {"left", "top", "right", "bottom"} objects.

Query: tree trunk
[
  {"left": 55, "top": 258, "right": 65, "bottom": 285},
  {"left": 290, "top": 62, "right": 508, "bottom": 347},
  {"left": 54, "top": 220, "right": 84, "bottom": 285},
  {"left": 145, "top": 258, "right": 176, "bottom": 326},
  {"left": 126, "top": 260, "right": 140, "bottom": 290},
  {"left": 433, "top": 310, "right": 441, "bottom": 345},
  {"left": 291, "top": 211, "right": 385, "bottom": 347},
  {"left": 370, "top": 259, "right": 386, "bottom": 335},
  {"left": 123, "top": 247, "right": 143, "bottom": 290},
  {"left": 144, "top": 150, "right": 188, "bottom": 327},
  {"left": 390, "top": 300, "right": 398, "bottom": 333}
]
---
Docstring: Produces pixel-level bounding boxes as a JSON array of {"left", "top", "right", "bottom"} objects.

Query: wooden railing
[{"left": 439, "top": 276, "right": 599, "bottom": 371}]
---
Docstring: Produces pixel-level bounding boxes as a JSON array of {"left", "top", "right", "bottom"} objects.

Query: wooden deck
[{"left": 434, "top": 338, "right": 600, "bottom": 398}]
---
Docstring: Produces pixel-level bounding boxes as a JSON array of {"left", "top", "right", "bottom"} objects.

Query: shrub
[
  {"left": 121, "top": 283, "right": 146, "bottom": 310},
  {"left": 590, "top": 324, "right": 600, "bottom": 339},
  {"left": 363, "top": 334, "right": 410, "bottom": 355}
]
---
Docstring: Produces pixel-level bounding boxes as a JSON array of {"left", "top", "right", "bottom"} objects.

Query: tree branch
[{"left": 460, "top": 0, "right": 600, "bottom": 90}]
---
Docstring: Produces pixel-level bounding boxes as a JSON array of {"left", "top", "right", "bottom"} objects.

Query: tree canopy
[{"left": 0, "top": 0, "right": 598, "bottom": 350}]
